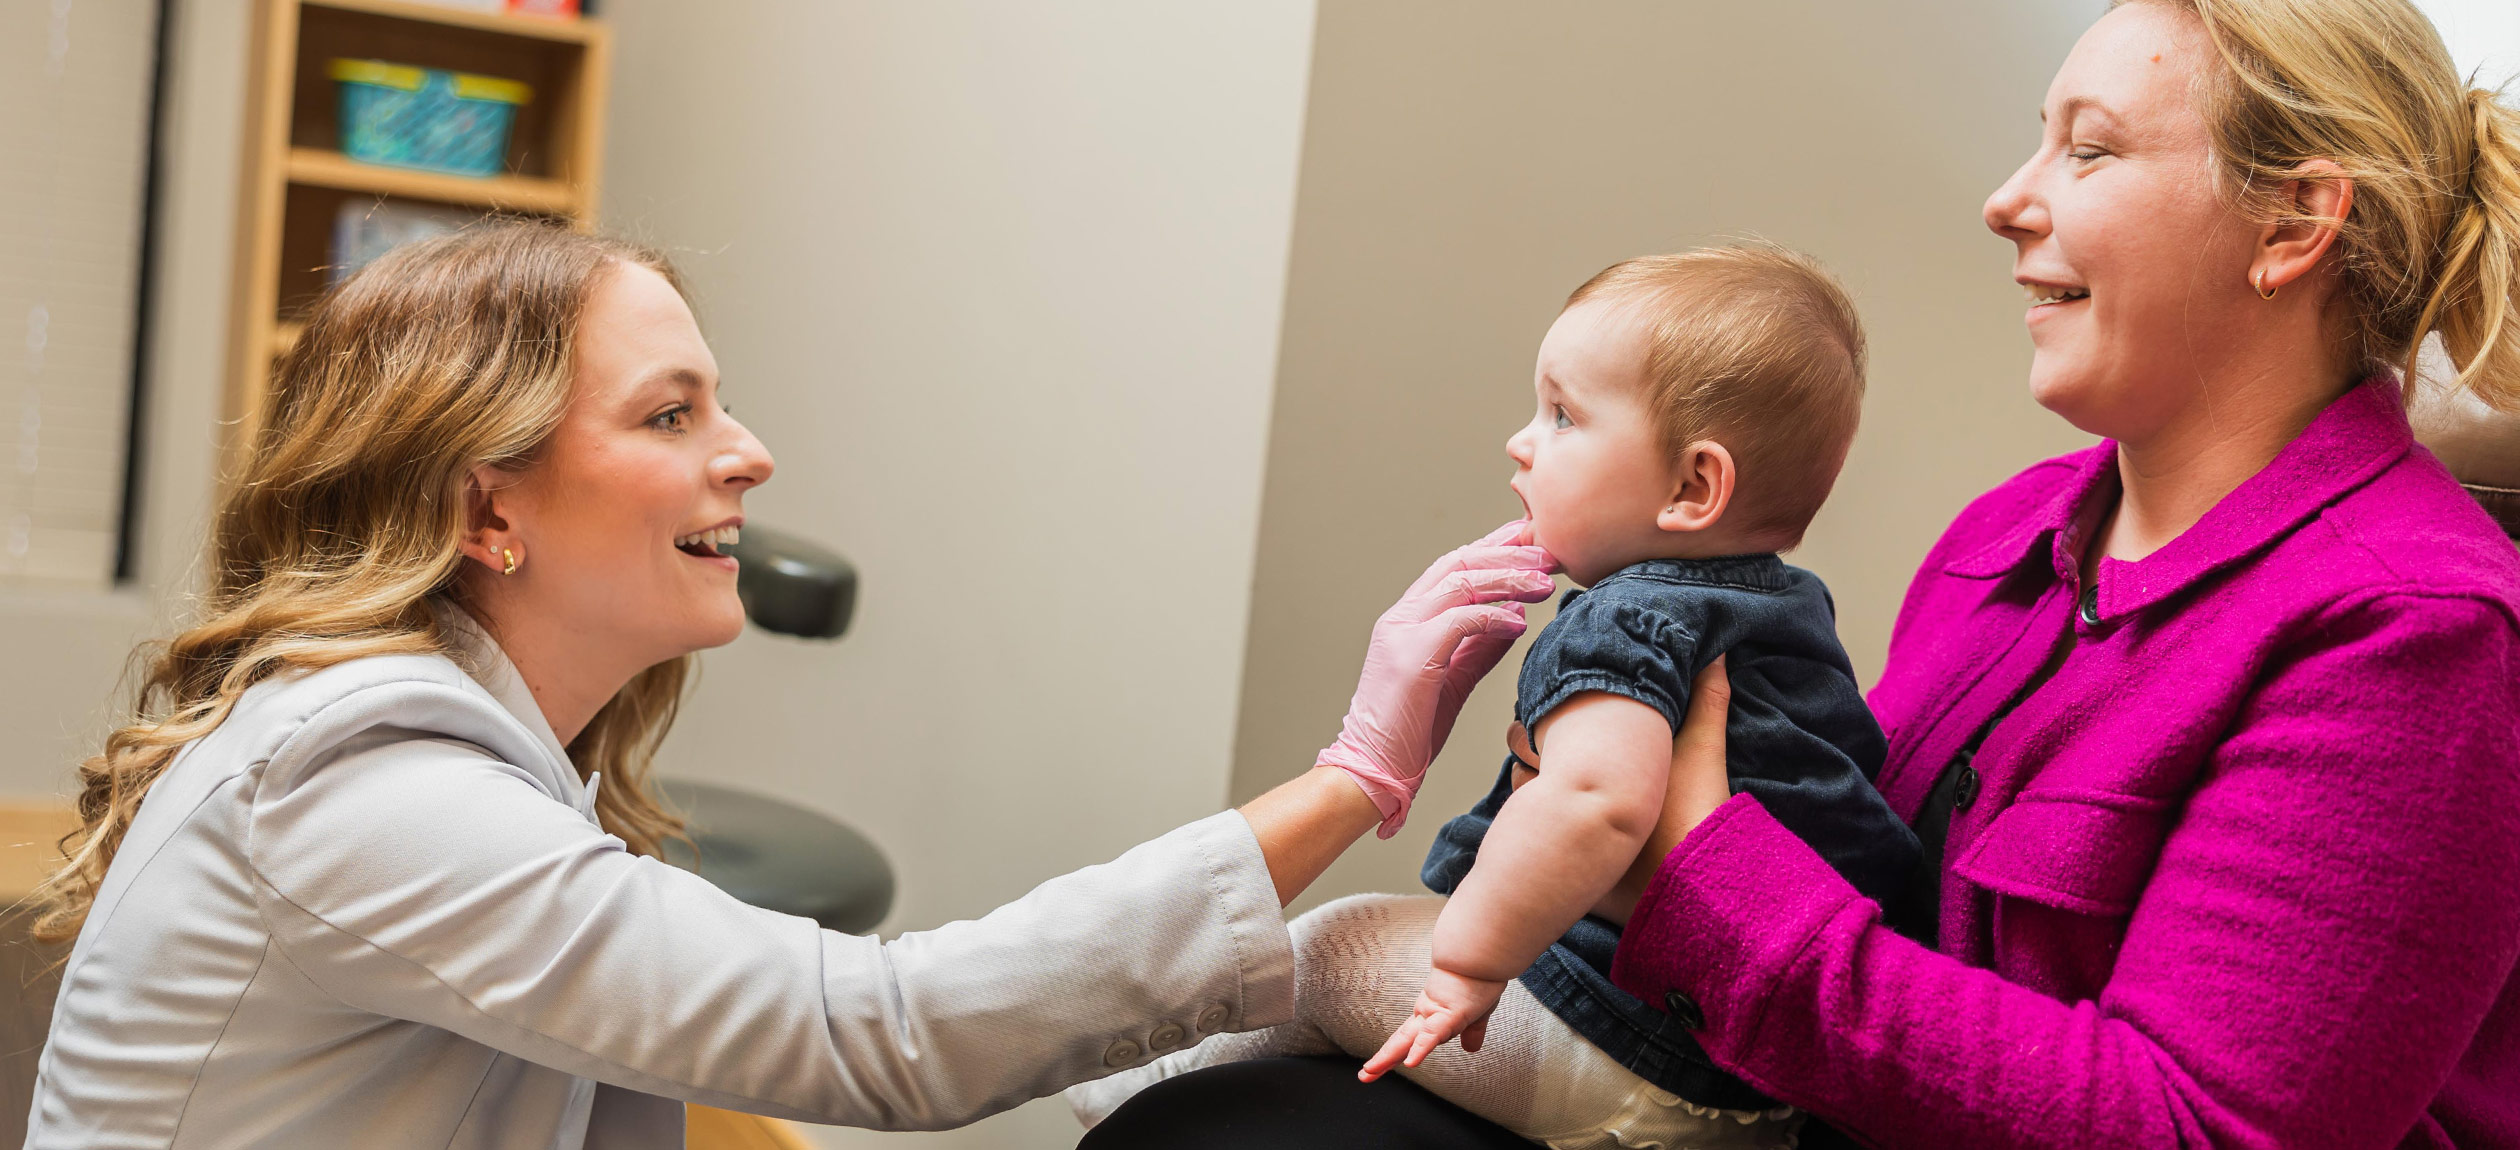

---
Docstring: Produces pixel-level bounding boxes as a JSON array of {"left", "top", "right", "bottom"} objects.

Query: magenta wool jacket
[{"left": 1610, "top": 377, "right": 2520, "bottom": 1149}]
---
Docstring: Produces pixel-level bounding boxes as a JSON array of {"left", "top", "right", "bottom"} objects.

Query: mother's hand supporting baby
[
  {"left": 1627, "top": 656, "right": 1736, "bottom": 917},
  {"left": 1244, "top": 521, "right": 1558, "bottom": 906}
]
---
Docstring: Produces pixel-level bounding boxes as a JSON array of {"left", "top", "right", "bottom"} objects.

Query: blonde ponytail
[
  {"left": 2141, "top": 0, "right": 2520, "bottom": 411},
  {"left": 2418, "top": 86, "right": 2520, "bottom": 409}
]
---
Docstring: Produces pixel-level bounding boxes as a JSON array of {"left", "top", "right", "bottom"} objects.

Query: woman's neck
[
  {"left": 2100, "top": 361, "right": 2359, "bottom": 563},
  {"left": 465, "top": 597, "right": 640, "bottom": 747}
]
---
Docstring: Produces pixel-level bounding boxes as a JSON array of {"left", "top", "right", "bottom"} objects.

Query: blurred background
[{"left": 3, "top": 1, "right": 2514, "bottom": 1146}]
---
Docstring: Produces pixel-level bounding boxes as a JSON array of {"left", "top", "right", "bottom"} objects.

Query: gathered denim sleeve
[{"left": 1521, "top": 589, "right": 1700, "bottom": 736}]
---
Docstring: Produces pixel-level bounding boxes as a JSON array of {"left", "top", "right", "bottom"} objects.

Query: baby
[{"left": 1071, "top": 247, "right": 1919, "bottom": 1149}]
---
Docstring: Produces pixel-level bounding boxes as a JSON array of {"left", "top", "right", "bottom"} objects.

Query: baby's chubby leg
[
  {"left": 1068, "top": 893, "right": 1797, "bottom": 1147},
  {"left": 1065, "top": 893, "right": 1456, "bottom": 1127}
]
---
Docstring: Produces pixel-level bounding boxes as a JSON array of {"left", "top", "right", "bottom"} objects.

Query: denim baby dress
[{"left": 1422, "top": 554, "right": 1918, "bottom": 1110}]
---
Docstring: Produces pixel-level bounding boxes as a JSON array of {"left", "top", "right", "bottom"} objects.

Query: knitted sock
[{"left": 1066, "top": 893, "right": 1802, "bottom": 1149}]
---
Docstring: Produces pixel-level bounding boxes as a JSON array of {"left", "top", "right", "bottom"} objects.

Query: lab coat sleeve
[{"left": 243, "top": 726, "right": 1297, "bottom": 1131}]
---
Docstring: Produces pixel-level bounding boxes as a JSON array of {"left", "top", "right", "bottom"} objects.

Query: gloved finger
[
  {"left": 1471, "top": 519, "right": 1534, "bottom": 549},
  {"left": 1405, "top": 525, "right": 1555, "bottom": 599},
  {"left": 1396, "top": 553, "right": 1552, "bottom": 617},
  {"left": 1417, "top": 603, "right": 1528, "bottom": 674},
  {"left": 1425, "top": 567, "right": 1557, "bottom": 610},
  {"left": 1446, "top": 544, "right": 1559, "bottom": 578}
]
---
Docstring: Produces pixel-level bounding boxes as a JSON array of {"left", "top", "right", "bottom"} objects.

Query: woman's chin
[
  {"left": 677, "top": 597, "right": 750, "bottom": 652},
  {"left": 2025, "top": 364, "right": 2114, "bottom": 434}
]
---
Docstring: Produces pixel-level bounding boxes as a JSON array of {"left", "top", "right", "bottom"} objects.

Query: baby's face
[{"left": 1506, "top": 300, "right": 1682, "bottom": 587}]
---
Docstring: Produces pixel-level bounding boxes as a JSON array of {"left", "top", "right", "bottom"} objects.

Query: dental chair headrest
[{"left": 2411, "top": 383, "right": 2520, "bottom": 541}]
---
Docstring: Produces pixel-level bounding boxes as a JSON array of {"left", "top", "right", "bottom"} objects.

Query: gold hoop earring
[
  {"left": 501, "top": 548, "right": 518, "bottom": 576},
  {"left": 2254, "top": 268, "right": 2278, "bottom": 301}
]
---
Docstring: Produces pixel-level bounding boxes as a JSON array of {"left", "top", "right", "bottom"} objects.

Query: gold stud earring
[
  {"left": 501, "top": 548, "right": 519, "bottom": 576},
  {"left": 2254, "top": 268, "right": 2278, "bottom": 301}
]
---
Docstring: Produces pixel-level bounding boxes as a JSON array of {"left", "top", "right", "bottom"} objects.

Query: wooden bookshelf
[
  {"left": 0, "top": 802, "right": 73, "bottom": 901},
  {"left": 303, "top": 0, "right": 604, "bottom": 44},
  {"left": 226, "top": 0, "right": 611, "bottom": 445},
  {"left": 286, "top": 147, "right": 582, "bottom": 214}
]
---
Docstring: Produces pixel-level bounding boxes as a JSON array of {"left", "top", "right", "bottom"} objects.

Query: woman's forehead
[
  {"left": 2049, "top": 3, "right": 2212, "bottom": 135},
  {"left": 579, "top": 263, "right": 717, "bottom": 393}
]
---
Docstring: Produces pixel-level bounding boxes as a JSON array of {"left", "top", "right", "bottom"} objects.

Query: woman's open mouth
[
  {"left": 2024, "top": 283, "right": 2090, "bottom": 308},
  {"left": 675, "top": 524, "right": 740, "bottom": 560}
]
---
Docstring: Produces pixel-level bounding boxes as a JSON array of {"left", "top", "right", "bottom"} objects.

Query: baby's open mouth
[{"left": 676, "top": 525, "right": 739, "bottom": 559}]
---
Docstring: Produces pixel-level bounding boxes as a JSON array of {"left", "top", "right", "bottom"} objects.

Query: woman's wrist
[{"left": 1238, "top": 765, "right": 1383, "bottom": 907}]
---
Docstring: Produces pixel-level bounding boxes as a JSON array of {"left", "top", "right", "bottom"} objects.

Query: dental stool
[
  {"left": 2411, "top": 383, "right": 2520, "bottom": 541},
  {"left": 659, "top": 779, "right": 895, "bottom": 935},
  {"left": 677, "top": 525, "right": 886, "bottom": 1147}
]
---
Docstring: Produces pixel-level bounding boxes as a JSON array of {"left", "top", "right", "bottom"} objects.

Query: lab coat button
[
  {"left": 1195, "top": 1004, "right": 1230, "bottom": 1033},
  {"left": 1149, "top": 1022, "right": 1186, "bottom": 1051},
  {"left": 1103, "top": 1039, "right": 1142, "bottom": 1067}
]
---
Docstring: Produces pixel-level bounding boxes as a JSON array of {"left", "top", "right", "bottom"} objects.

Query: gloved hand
[{"left": 1318, "top": 521, "right": 1559, "bottom": 838}]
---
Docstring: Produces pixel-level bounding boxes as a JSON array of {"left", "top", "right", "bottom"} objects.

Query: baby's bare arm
[{"left": 1431, "top": 691, "right": 1673, "bottom": 982}]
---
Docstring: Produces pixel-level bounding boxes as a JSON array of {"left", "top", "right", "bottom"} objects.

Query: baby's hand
[{"left": 1357, "top": 967, "right": 1509, "bottom": 1082}]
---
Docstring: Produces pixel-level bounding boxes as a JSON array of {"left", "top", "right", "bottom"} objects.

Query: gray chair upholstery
[{"left": 659, "top": 780, "right": 896, "bottom": 935}]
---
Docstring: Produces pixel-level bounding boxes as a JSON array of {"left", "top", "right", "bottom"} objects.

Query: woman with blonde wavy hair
[
  {"left": 21, "top": 222, "right": 1562, "bottom": 1146},
  {"left": 1088, "top": 0, "right": 2520, "bottom": 1147}
]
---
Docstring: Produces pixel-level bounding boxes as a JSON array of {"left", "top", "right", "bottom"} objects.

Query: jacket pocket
[{"left": 1950, "top": 788, "right": 2172, "bottom": 916}]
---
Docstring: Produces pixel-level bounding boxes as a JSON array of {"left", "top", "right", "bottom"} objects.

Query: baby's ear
[{"left": 1658, "top": 440, "right": 1735, "bottom": 534}]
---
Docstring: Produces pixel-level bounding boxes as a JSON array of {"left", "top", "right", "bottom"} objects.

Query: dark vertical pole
[{"left": 115, "top": 0, "right": 179, "bottom": 584}]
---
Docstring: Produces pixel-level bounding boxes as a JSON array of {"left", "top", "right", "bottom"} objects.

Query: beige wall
[
  {"left": 1233, "top": 0, "right": 2110, "bottom": 913},
  {"left": 596, "top": 3, "right": 1317, "bottom": 1146},
  {"left": 0, "top": 0, "right": 248, "bottom": 797}
]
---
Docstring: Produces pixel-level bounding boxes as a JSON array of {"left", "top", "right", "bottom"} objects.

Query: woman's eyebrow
[
  {"left": 2045, "top": 94, "right": 2120, "bottom": 130},
  {"left": 637, "top": 367, "right": 708, "bottom": 396}
]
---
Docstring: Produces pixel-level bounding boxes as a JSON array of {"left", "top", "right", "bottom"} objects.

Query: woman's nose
[
  {"left": 1983, "top": 154, "right": 2044, "bottom": 242},
  {"left": 715, "top": 417, "right": 776, "bottom": 489}
]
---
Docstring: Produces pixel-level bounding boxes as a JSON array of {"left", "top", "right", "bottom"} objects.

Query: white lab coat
[{"left": 27, "top": 610, "right": 1295, "bottom": 1148}]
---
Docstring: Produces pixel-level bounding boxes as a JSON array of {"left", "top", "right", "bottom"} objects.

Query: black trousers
[
  {"left": 1076, "top": 1055, "right": 1868, "bottom": 1149},
  {"left": 1076, "top": 1056, "right": 1534, "bottom": 1149}
]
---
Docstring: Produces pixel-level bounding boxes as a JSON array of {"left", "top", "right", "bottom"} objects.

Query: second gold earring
[{"left": 502, "top": 548, "right": 519, "bottom": 576}]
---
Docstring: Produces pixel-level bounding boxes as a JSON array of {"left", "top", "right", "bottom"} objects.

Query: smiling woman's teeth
[
  {"left": 2026, "top": 284, "right": 2091, "bottom": 305},
  {"left": 675, "top": 525, "right": 741, "bottom": 551}
]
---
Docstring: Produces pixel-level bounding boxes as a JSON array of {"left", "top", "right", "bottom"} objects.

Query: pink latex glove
[{"left": 1318, "top": 520, "right": 1559, "bottom": 838}]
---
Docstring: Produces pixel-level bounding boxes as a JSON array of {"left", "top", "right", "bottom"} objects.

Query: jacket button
[
  {"left": 1953, "top": 765, "right": 1981, "bottom": 811},
  {"left": 1662, "top": 990, "right": 1705, "bottom": 1031},
  {"left": 1103, "top": 1039, "right": 1142, "bottom": 1067},
  {"left": 2078, "top": 584, "right": 2101, "bottom": 626},
  {"left": 1195, "top": 1004, "right": 1230, "bottom": 1033},
  {"left": 1148, "top": 1022, "right": 1186, "bottom": 1051}
]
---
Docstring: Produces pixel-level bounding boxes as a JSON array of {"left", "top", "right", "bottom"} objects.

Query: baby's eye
[{"left": 1552, "top": 405, "right": 1573, "bottom": 430}]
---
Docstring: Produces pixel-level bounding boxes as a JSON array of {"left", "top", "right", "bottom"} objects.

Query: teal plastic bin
[{"left": 330, "top": 58, "right": 532, "bottom": 177}]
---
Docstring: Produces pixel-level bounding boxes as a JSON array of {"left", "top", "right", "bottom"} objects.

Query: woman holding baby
[{"left": 1091, "top": 0, "right": 2520, "bottom": 1146}]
